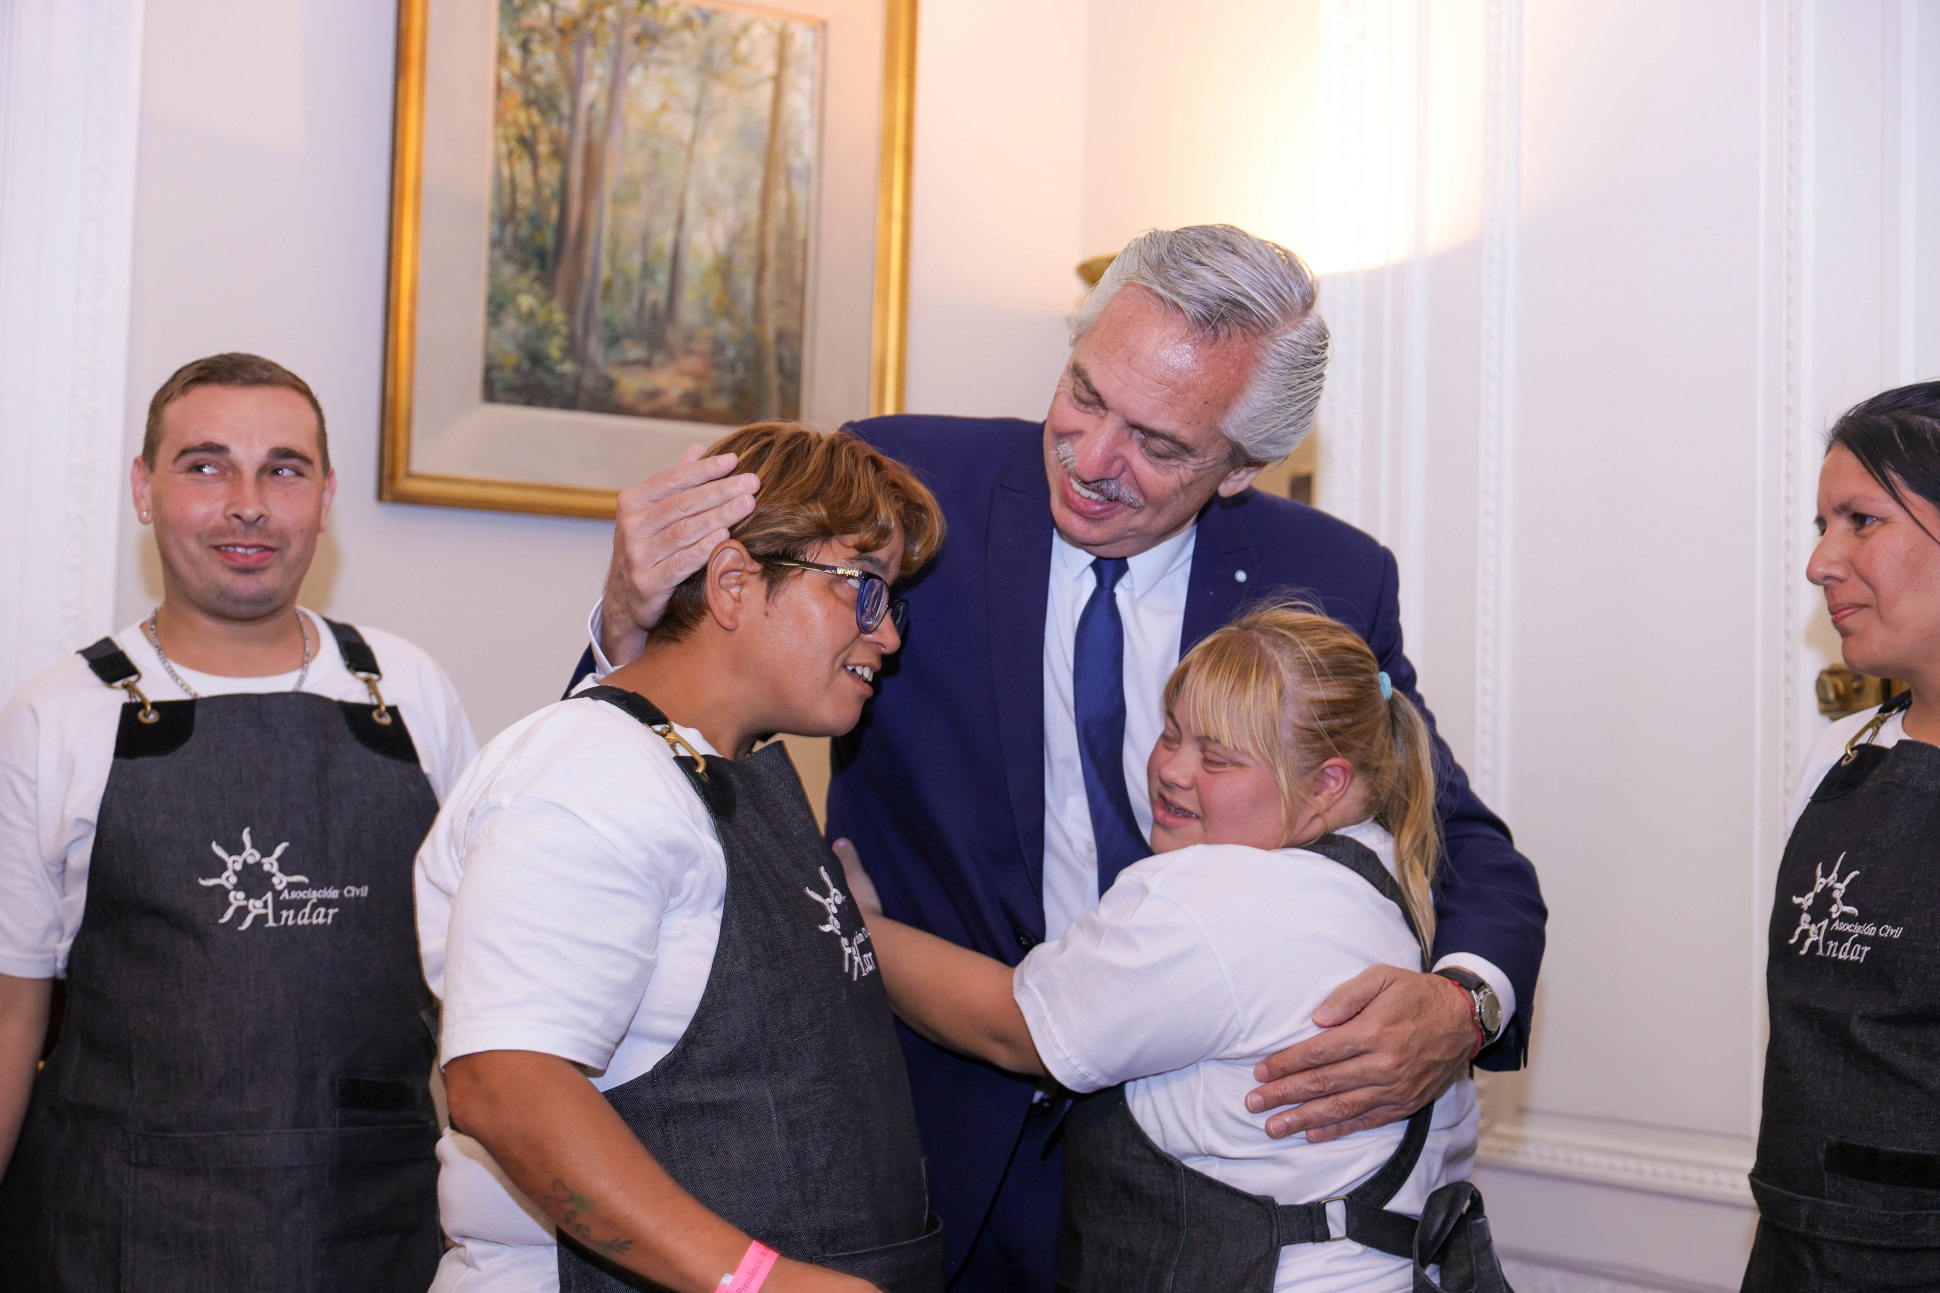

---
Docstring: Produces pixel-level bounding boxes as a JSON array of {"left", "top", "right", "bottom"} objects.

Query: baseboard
[
  {"left": 1479, "top": 1125, "right": 1753, "bottom": 1204},
  {"left": 1500, "top": 1251, "right": 1733, "bottom": 1293}
]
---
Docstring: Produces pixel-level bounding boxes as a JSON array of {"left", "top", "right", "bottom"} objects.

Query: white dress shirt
[
  {"left": 1041, "top": 527, "right": 1197, "bottom": 938},
  {"left": 1035, "top": 528, "right": 1516, "bottom": 1026}
]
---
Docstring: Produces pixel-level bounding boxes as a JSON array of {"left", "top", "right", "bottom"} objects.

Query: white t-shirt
[
  {"left": 1013, "top": 819, "right": 1479, "bottom": 1293},
  {"left": 414, "top": 694, "right": 727, "bottom": 1293},
  {"left": 0, "top": 611, "right": 475, "bottom": 979},
  {"left": 1787, "top": 705, "right": 1907, "bottom": 833}
]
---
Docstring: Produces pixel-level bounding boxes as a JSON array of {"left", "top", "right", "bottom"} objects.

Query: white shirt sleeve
[
  {"left": 1785, "top": 709, "right": 1877, "bottom": 834},
  {"left": 0, "top": 686, "right": 63, "bottom": 979},
  {"left": 586, "top": 602, "right": 618, "bottom": 681},
  {"left": 441, "top": 796, "right": 687, "bottom": 1072},
  {"left": 420, "top": 659, "right": 478, "bottom": 804},
  {"left": 1013, "top": 866, "right": 1243, "bottom": 1094},
  {"left": 1431, "top": 953, "right": 1517, "bottom": 1032},
  {"left": 354, "top": 624, "right": 478, "bottom": 804},
  {"left": 436, "top": 719, "right": 717, "bottom": 1075}
]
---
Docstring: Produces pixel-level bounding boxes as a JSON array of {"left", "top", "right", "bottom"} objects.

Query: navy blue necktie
[{"left": 1075, "top": 557, "right": 1149, "bottom": 896}]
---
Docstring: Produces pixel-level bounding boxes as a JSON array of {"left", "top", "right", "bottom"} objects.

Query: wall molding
[
  {"left": 0, "top": 0, "right": 145, "bottom": 697},
  {"left": 1314, "top": 0, "right": 1370, "bottom": 530},
  {"left": 1472, "top": 0, "right": 1520, "bottom": 809},
  {"left": 1478, "top": 1125, "right": 1754, "bottom": 1206},
  {"left": 1500, "top": 1253, "right": 1725, "bottom": 1293}
]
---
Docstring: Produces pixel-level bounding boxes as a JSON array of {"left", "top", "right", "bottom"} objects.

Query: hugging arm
[
  {"left": 864, "top": 916, "right": 1048, "bottom": 1079},
  {"left": 836, "top": 841, "right": 1044, "bottom": 1077}
]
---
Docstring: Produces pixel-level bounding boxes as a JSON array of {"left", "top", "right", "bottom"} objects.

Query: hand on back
[{"left": 1246, "top": 964, "right": 1472, "bottom": 1141}]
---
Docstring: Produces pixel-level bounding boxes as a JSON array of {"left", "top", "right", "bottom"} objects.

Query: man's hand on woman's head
[
  {"left": 599, "top": 446, "right": 761, "bottom": 668},
  {"left": 1245, "top": 964, "right": 1473, "bottom": 1142}
]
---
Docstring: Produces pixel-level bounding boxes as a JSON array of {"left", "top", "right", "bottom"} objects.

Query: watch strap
[{"left": 1434, "top": 966, "right": 1502, "bottom": 1050}]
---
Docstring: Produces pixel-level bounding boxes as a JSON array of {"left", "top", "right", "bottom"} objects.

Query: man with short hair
[
  {"left": 585, "top": 225, "right": 1547, "bottom": 1290},
  {"left": 0, "top": 353, "right": 476, "bottom": 1291}
]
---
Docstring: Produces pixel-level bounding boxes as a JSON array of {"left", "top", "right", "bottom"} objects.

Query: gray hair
[{"left": 1068, "top": 225, "right": 1329, "bottom": 466}]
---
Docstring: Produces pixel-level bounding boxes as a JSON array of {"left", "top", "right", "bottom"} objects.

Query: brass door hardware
[{"left": 1817, "top": 665, "right": 1906, "bottom": 718}]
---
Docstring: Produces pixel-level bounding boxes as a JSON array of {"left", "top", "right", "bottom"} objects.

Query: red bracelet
[
  {"left": 720, "top": 1241, "right": 779, "bottom": 1292},
  {"left": 1441, "top": 973, "right": 1485, "bottom": 1061}
]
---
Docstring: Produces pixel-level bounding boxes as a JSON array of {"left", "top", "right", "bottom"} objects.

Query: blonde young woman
[{"left": 851, "top": 606, "right": 1508, "bottom": 1293}]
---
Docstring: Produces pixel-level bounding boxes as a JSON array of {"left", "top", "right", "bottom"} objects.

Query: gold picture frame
[{"left": 380, "top": 0, "right": 918, "bottom": 519}]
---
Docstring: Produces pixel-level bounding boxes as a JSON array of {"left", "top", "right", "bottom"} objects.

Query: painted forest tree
[
  {"left": 749, "top": 24, "right": 792, "bottom": 420},
  {"left": 484, "top": 0, "right": 818, "bottom": 422}
]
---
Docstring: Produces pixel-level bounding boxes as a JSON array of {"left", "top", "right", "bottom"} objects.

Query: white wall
[{"left": 1073, "top": 1, "right": 1940, "bottom": 1288}]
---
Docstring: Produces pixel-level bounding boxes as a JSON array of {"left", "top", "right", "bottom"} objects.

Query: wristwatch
[{"left": 1434, "top": 967, "right": 1504, "bottom": 1049}]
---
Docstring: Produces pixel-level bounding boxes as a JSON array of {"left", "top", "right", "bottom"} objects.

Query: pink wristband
[{"left": 719, "top": 1241, "right": 779, "bottom": 1292}]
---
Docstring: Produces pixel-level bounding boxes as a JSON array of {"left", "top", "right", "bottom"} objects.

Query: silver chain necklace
[{"left": 144, "top": 608, "right": 314, "bottom": 699}]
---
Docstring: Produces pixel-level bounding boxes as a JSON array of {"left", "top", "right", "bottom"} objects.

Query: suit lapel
[
  {"left": 1181, "top": 495, "right": 1262, "bottom": 653},
  {"left": 987, "top": 442, "right": 1053, "bottom": 903}
]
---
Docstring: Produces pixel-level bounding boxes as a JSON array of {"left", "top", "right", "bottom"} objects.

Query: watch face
[{"left": 1479, "top": 992, "right": 1503, "bottom": 1038}]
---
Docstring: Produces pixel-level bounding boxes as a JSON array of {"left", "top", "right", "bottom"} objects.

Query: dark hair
[
  {"left": 1826, "top": 380, "right": 1940, "bottom": 540},
  {"left": 652, "top": 422, "right": 946, "bottom": 643},
  {"left": 144, "top": 353, "right": 329, "bottom": 472}
]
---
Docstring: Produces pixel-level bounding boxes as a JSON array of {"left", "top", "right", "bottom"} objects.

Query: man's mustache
[{"left": 1054, "top": 440, "right": 1144, "bottom": 510}]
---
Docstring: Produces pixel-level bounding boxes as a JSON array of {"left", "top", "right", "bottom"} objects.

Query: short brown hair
[
  {"left": 143, "top": 353, "right": 329, "bottom": 472},
  {"left": 654, "top": 423, "right": 945, "bottom": 642}
]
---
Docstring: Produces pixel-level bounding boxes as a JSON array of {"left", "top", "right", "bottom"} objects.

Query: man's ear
[
  {"left": 1215, "top": 461, "right": 1267, "bottom": 498},
  {"left": 131, "top": 456, "right": 152, "bottom": 524},
  {"left": 702, "top": 541, "right": 759, "bottom": 631},
  {"left": 317, "top": 469, "right": 338, "bottom": 532}
]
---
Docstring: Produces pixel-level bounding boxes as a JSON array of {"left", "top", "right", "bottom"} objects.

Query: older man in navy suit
[{"left": 580, "top": 225, "right": 1546, "bottom": 1292}]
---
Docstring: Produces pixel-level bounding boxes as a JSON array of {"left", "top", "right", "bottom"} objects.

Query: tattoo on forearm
[{"left": 545, "top": 1179, "right": 636, "bottom": 1258}]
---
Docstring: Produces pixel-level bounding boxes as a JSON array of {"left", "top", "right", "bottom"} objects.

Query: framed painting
[{"left": 380, "top": 0, "right": 917, "bottom": 518}]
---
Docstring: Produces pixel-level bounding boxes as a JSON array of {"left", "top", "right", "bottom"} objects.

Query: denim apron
[
  {"left": 1055, "top": 834, "right": 1510, "bottom": 1293},
  {"left": 0, "top": 623, "right": 441, "bottom": 1293},
  {"left": 1745, "top": 693, "right": 1940, "bottom": 1290},
  {"left": 558, "top": 688, "right": 943, "bottom": 1293}
]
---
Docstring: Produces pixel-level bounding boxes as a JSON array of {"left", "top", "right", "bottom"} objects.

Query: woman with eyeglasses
[
  {"left": 414, "top": 424, "right": 946, "bottom": 1293},
  {"left": 1744, "top": 382, "right": 1940, "bottom": 1289}
]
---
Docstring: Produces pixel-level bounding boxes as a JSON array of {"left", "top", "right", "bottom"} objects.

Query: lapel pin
[{"left": 1234, "top": 570, "right": 1248, "bottom": 583}]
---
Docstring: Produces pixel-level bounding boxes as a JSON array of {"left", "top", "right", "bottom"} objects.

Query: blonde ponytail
[{"left": 1382, "top": 691, "right": 1442, "bottom": 947}]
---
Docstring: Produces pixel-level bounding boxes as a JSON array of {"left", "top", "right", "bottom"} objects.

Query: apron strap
[
  {"left": 322, "top": 618, "right": 382, "bottom": 678},
  {"left": 1264, "top": 830, "right": 1439, "bottom": 1258},
  {"left": 322, "top": 618, "right": 395, "bottom": 726},
  {"left": 578, "top": 685, "right": 735, "bottom": 819},
  {"left": 78, "top": 637, "right": 159, "bottom": 726},
  {"left": 79, "top": 637, "right": 139, "bottom": 686},
  {"left": 1265, "top": 1104, "right": 1435, "bottom": 1257},
  {"left": 1300, "top": 832, "right": 1429, "bottom": 970}
]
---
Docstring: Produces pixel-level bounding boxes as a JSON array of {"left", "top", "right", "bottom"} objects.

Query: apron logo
[
  {"left": 1788, "top": 851, "right": 1902, "bottom": 962},
  {"left": 804, "top": 866, "right": 876, "bottom": 981},
  {"left": 198, "top": 827, "right": 366, "bottom": 931}
]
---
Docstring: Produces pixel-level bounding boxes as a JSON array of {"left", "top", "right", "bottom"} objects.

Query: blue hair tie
[{"left": 1378, "top": 671, "right": 1393, "bottom": 701}]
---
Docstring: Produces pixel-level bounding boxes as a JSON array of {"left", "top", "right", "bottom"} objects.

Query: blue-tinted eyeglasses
[{"left": 763, "top": 558, "right": 908, "bottom": 636}]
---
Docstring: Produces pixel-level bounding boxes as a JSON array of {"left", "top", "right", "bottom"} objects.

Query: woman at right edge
[{"left": 1746, "top": 380, "right": 1940, "bottom": 1287}]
